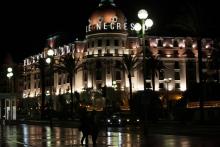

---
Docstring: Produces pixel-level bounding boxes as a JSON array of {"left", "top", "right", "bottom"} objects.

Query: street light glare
[
  {"left": 134, "top": 23, "right": 142, "bottom": 32},
  {"left": 7, "top": 72, "right": 13, "bottom": 78},
  {"left": 7, "top": 67, "right": 13, "bottom": 73},
  {"left": 46, "top": 58, "right": 51, "bottom": 64},
  {"left": 138, "top": 9, "right": 148, "bottom": 19},
  {"left": 47, "top": 49, "right": 54, "bottom": 56},
  {"left": 145, "top": 19, "right": 153, "bottom": 28}
]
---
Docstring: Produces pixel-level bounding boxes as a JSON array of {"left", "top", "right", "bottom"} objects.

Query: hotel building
[{"left": 22, "top": 0, "right": 219, "bottom": 111}]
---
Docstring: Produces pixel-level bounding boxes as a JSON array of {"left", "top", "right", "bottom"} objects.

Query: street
[{"left": 0, "top": 124, "right": 220, "bottom": 147}]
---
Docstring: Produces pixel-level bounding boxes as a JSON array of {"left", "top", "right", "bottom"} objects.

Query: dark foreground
[{"left": 1, "top": 123, "right": 220, "bottom": 147}]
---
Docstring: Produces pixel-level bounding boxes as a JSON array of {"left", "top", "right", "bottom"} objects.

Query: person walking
[
  {"left": 79, "top": 107, "right": 89, "bottom": 145},
  {"left": 90, "top": 110, "right": 99, "bottom": 146}
]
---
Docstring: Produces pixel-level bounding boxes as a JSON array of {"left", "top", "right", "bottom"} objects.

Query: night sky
[{"left": 1, "top": 0, "right": 219, "bottom": 64}]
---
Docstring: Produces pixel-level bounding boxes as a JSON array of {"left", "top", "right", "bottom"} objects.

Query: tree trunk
[
  {"left": 70, "top": 73, "right": 74, "bottom": 118},
  {"left": 152, "top": 70, "right": 155, "bottom": 91},
  {"left": 128, "top": 73, "right": 132, "bottom": 100},
  {"left": 197, "top": 38, "right": 204, "bottom": 122},
  {"left": 40, "top": 65, "right": 46, "bottom": 120}
]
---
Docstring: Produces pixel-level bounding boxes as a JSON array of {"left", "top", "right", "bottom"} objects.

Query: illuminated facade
[{"left": 23, "top": 0, "right": 219, "bottom": 110}]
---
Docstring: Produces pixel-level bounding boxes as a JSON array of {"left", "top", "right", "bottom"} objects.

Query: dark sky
[{"left": 1, "top": 0, "right": 219, "bottom": 64}]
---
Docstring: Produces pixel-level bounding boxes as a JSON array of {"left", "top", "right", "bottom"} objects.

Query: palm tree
[
  {"left": 146, "top": 55, "right": 165, "bottom": 91},
  {"left": 35, "top": 58, "right": 47, "bottom": 119},
  {"left": 55, "top": 53, "right": 81, "bottom": 117},
  {"left": 119, "top": 54, "right": 140, "bottom": 101}
]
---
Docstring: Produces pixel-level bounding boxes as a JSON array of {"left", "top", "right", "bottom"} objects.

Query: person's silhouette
[
  {"left": 80, "top": 108, "right": 89, "bottom": 145},
  {"left": 90, "top": 110, "right": 99, "bottom": 146}
]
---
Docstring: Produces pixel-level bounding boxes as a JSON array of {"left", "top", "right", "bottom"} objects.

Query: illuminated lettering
[
  {"left": 124, "top": 23, "right": 127, "bottom": 30},
  {"left": 104, "top": 23, "right": 107, "bottom": 30},
  {"left": 110, "top": 23, "right": 114, "bottom": 30},
  {"left": 86, "top": 22, "right": 137, "bottom": 32},
  {"left": 96, "top": 23, "right": 101, "bottom": 30},
  {"left": 116, "top": 23, "right": 121, "bottom": 30},
  {"left": 130, "top": 23, "right": 135, "bottom": 31}
]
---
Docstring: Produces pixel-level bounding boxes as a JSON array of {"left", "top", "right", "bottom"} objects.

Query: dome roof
[{"left": 87, "top": 0, "right": 127, "bottom": 34}]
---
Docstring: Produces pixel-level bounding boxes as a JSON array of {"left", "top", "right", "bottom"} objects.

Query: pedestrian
[
  {"left": 79, "top": 107, "right": 89, "bottom": 145},
  {"left": 90, "top": 110, "right": 99, "bottom": 146}
]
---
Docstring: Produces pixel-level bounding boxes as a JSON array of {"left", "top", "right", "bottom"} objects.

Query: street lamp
[
  {"left": 164, "top": 78, "right": 172, "bottom": 108},
  {"left": 6, "top": 67, "right": 13, "bottom": 121},
  {"left": 46, "top": 48, "right": 54, "bottom": 125},
  {"left": 112, "top": 81, "right": 117, "bottom": 90},
  {"left": 7, "top": 67, "right": 13, "bottom": 92},
  {"left": 134, "top": 9, "right": 153, "bottom": 90}
]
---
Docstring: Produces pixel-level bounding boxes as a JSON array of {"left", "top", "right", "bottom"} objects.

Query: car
[{"left": 105, "top": 113, "right": 124, "bottom": 127}]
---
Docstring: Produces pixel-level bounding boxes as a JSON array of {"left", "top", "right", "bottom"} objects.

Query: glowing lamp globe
[
  {"left": 46, "top": 58, "right": 51, "bottom": 64},
  {"left": 134, "top": 23, "right": 142, "bottom": 32},
  {"left": 145, "top": 19, "right": 153, "bottom": 28},
  {"left": 7, "top": 67, "right": 13, "bottom": 73},
  {"left": 138, "top": 9, "right": 148, "bottom": 20},
  {"left": 47, "top": 49, "right": 54, "bottom": 56}
]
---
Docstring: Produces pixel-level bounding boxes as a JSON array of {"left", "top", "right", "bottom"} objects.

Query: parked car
[
  {"left": 105, "top": 113, "right": 141, "bottom": 127},
  {"left": 106, "top": 113, "right": 124, "bottom": 127}
]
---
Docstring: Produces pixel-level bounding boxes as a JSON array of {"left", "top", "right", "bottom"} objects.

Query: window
[
  {"left": 159, "top": 83, "right": 164, "bottom": 89},
  {"left": 174, "top": 61, "right": 179, "bottom": 69},
  {"left": 158, "top": 40, "right": 163, "bottom": 47},
  {"left": 115, "top": 49, "right": 118, "bottom": 56},
  {"left": 114, "top": 40, "right": 119, "bottom": 46},
  {"left": 116, "top": 71, "right": 121, "bottom": 80},
  {"left": 159, "top": 71, "right": 164, "bottom": 80},
  {"left": 67, "top": 75, "right": 70, "bottom": 83},
  {"left": 91, "top": 41, "right": 94, "bottom": 47},
  {"left": 111, "top": 16, "right": 118, "bottom": 23},
  {"left": 106, "top": 40, "right": 110, "bottom": 46},
  {"left": 146, "top": 83, "right": 151, "bottom": 89},
  {"left": 98, "top": 40, "right": 102, "bottom": 47},
  {"left": 58, "top": 77, "right": 62, "bottom": 85},
  {"left": 96, "top": 61, "right": 102, "bottom": 68},
  {"left": 175, "top": 83, "right": 180, "bottom": 89},
  {"left": 98, "top": 49, "right": 102, "bottom": 56},
  {"left": 175, "top": 71, "right": 180, "bottom": 80},
  {"left": 173, "top": 40, "right": 178, "bottom": 47},
  {"left": 96, "top": 70, "right": 102, "bottom": 80}
]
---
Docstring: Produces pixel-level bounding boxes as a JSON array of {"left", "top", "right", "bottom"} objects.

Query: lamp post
[
  {"left": 134, "top": 9, "right": 153, "bottom": 91},
  {"left": 164, "top": 78, "right": 172, "bottom": 109},
  {"left": 7, "top": 67, "right": 13, "bottom": 92},
  {"left": 6, "top": 67, "right": 13, "bottom": 122},
  {"left": 46, "top": 49, "right": 54, "bottom": 126},
  {"left": 112, "top": 81, "right": 117, "bottom": 90}
]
